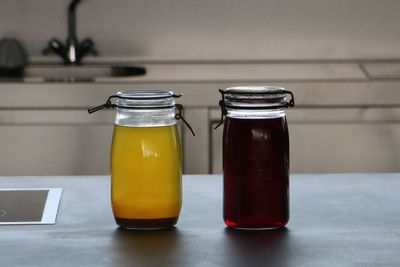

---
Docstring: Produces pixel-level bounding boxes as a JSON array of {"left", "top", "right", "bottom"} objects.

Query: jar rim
[
  {"left": 219, "top": 86, "right": 294, "bottom": 110},
  {"left": 117, "top": 90, "right": 179, "bottom": 100},
  {"left": 115, "top": 89, "right": 180, "bottom": 109},
  {"left": 223, "top": 86, "right": 286, "bottom": 94}
]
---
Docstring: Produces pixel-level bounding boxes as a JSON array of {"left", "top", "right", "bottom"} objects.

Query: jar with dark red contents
[{"left": 216, "top": 86, "right": 295, "bottom": 229}]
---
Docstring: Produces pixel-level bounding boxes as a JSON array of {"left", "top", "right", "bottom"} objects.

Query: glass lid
[
  {"left": 117, "top": 90, "right": 179, "bottom": 99},
  {"left": 115, "top": 89, "right": 181, "bottom": 109},
  {"left": 220, "top": 86, "right": 294, "bottom": 109}
]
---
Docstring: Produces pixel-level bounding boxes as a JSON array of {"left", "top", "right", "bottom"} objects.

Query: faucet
[{"left": 42, "top": 0, "right": 97, "bottom": 65}]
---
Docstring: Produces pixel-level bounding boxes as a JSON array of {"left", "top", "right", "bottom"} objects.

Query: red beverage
[{"left": 223, "top": 116, "right": 289, "bottom": 228}]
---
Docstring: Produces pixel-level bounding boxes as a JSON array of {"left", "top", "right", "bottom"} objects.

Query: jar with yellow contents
[{"left": 89, "top": 90, "right": 194, "bottom": 229}]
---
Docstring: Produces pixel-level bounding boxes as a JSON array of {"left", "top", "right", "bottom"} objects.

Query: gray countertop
[
  {"left": 3, "top": 61, "right": 400, "bottom": 84},
  {"left": 0, "top": 61, "right": 398, "bottom": 84},
  {"left": 1, "top": 174, "right": 400, "bottom": 267}
]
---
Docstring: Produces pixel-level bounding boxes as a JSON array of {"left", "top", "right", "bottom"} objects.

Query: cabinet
[
  {"left": 210, "top": 108, "right": 400, "bottom": 173},
  {"left": 0, "top": 110, "right": 113, "bottom": 175},
  {"left": 1, "top": 62, "right": 400, "bottom": 175}
]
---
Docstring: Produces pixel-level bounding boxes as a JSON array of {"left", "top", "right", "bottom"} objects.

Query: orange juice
[{"left": 111, "top": 124, "right": 182, "bottom": 228}]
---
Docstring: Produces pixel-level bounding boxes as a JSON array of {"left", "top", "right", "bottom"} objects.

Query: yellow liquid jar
[{"left": 109, "top": 90, "right": 183, "bottom": 229}]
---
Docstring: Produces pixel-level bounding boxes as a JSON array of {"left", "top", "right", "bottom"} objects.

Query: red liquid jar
[{"left": 218, "top": 86, "right": 295, "bottom": 229}]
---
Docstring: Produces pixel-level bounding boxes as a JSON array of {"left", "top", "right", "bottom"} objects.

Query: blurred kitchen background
[{"left": 0, "top": 0, "right": 399, "bottom": 175}]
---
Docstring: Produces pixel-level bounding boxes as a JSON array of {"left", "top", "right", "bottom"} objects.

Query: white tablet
[{"left": 0, "top": 188, "right": 62, "bottom": 225}]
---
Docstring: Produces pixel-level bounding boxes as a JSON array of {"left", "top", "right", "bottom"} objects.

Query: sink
[{"left": 17, "top": 65, "right": 146, "bottom": 82}]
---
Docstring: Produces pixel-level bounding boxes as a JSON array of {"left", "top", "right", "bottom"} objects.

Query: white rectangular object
[{"left": 0, "top": 188, "right": 62, "bottom": 225}]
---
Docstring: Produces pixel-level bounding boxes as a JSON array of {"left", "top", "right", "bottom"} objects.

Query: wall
[{"left": 1, "top": 0, "right": 400, "bottom": 62}]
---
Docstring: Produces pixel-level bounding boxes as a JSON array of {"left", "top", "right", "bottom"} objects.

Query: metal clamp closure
[
  {"left": 87, "top": 95, "right": 118, "bottom": 114},
  {"left": 175, "top": 104, "right": 195, "bottom": 136},
  {"left": 214, "top": 88, "right": 295, "bottom": 129},
  {"left": 88, "top": 94, "right": 195, "bottom": 136}
]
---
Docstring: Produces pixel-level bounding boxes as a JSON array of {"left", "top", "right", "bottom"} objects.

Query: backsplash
[{"left": 1, "top": 0, "right": 400, "bottom": 62}]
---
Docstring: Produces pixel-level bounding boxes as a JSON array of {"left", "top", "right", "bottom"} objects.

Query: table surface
[{"left": 1, "top": 174, "right": 400, "bottom": 267}]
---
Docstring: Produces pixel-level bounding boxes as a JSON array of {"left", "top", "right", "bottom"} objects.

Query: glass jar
[
  {"left": 89, "top": 89, "right": 193, "bottom": 229},
  {"left": 217, "top": 86, "right": 295, "bottom": 229}
]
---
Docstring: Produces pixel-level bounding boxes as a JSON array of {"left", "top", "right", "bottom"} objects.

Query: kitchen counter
[
  {"left": 1, "top": 60, "right": 400, "bottom": 83},
  {"left": 20, "top": 62, "right": 367, "bottom": 83},
  {"left": 1, "top": 174, "right": 400, "bottom": 266}
]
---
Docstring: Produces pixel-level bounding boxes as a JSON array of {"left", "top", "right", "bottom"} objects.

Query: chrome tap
[{"left": 42, "top": 0, "right": 97, "bottom": 65}]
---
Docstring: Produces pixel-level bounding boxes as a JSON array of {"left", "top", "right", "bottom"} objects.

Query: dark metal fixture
[{"left": 42, "top": 0, "right": 97, "bottom": 65}]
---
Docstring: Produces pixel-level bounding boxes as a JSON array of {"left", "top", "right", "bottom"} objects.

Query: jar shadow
[
  {"left": 110, "top": 227, "right": 185, "bottom": 266},
  {"left": 220, "top": 227, "right": 293, "bottom": 266}
]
